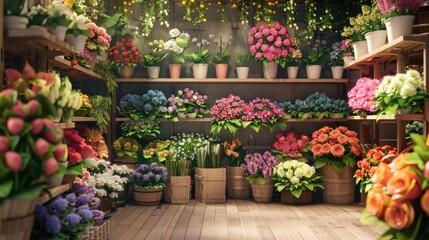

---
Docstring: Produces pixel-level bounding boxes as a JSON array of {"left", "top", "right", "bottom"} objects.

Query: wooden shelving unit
[
  {"left": 72, "top": 117, "right": 97, "bottom": 122},
  {"left": 117, "top": 78, "right": 348, "bottom": 84},
  {"left": 54, "top": 122, "right": 76, "bottom": 129},
  {"left": 49, "top": 56, "right": 104, "bottom": 81},
  {"left": 37, "top": 184, "right": 71, "bottom": 205},
  {"left": 115, "top": 117, "right": 348, "bottom": 123}
]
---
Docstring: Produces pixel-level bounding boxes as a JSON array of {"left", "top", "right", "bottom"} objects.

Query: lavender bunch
[
  {"left": 242, "top": 151, "right": 278, "bottom": 185},
  {"left": 130, "top": 163, "right": 168, "bottom": 189}
]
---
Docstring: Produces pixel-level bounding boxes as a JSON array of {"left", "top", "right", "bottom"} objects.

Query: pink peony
[{"left": 267, "top": 35, "right": 274, "bottom": 42}]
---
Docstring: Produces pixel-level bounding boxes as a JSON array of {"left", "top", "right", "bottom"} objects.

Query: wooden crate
[{"left": 194, "top": 168, "right": 226, "bottom": 203}]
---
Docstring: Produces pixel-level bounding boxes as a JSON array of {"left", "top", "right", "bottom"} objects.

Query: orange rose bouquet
[
  {"left": 310, "top": 126, "right": 362, "bottom": 171},
  {"left": 361, "top": 134, "right": 429, "bottom": 239},
  {"left": 354, "top": 145, "right": 397, "bottom": 193}
]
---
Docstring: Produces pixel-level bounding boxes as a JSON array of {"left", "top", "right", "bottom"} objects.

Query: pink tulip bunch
[{"left": 347, "top": 77, "right": 381, "bottom": 113}]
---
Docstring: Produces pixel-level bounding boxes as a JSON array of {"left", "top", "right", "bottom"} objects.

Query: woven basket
[{"left": 81, "top": 217, "right": 112, "bottom": 240}]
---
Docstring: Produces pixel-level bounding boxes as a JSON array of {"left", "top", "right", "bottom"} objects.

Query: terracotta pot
[
  {"left": 287, "top": 66, "right": 299, "bottom": 79},
  {"left": 305, "top": 65, "right": 322, "bottom": 79},
  {"left": 192, "top": 64, "right": 209, "bottom": 79},
  {"left": 281, "top": 190, "right": 313, "bottom": 205},
  {"left": 365, "top": 30, "right": 387, "bottom": 53},
  {"left": 4, "top": 16, "right": 28, "bottom": 30},
  {"left": 120, "top": 65, "right": 135, "bottom": 78},
  {"left": 65, "top": 34, "right": 87, "bottom": 53},
  {"left": 133, "top": 187, "right": 163, "bottom": 206},
  {"left": 226, "top": 166, "right": 251, "bottom": 199},
  {"left": 385, "top": 15, "right": 415, "bottom": 43},
  {"left": 169, "top": 64, "right": 181, "bottom": 78},
  {"left": 48, "top": 26, "right": 68, "bottom": 41},
  {"left": 263, "top": 62, "right": 278, "bottom": 79},
  {"left": 236, "top": 67, "right": 249, "bottom": 79},
  {"left": 320, "top": 165, "right": 355, "bottom": 204},
  {"left": 215, "top": 64, "right": 228, "bottom": 78},
  {"left": 250, "top": 179, "right": 273, "bottom": 203}
]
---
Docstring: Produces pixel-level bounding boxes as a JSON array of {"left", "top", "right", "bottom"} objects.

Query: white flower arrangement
[
  {"left": 170, "top": 133, "right": 219, "bottom": 160},
  {"left": 87, "top": 168, "right": 130, "bottom": 200},
  {"left": 46, "top": 2, "right": 72, "bottom": 28},
  {"left": 163, "top": 28, "right": 190, "bottom": 64},
  {"left": 67, "top": 12, "right": 90, "bottom": 36},
  {"left": 27, "top": 5, "right": 48, "bottom": 26}
]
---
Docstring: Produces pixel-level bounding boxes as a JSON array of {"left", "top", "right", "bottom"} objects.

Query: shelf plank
[
  {"left": 115, "top": 117, "right": 347, "bottom": 123},
  {"left": 345, "top": 35, "right": 429, "bottom": 69},
  {"left": 72, "top": 117, "right": 97, "bottom": 122},
  {"left": 37, "top": 184, "right": 71, "bottom": 205},
  {"left": 116, "top": 78, "right": 348, "bottom": 84},
  {"left": 348, "top": 114, "right": 423, "bottom": 121},
  {"left": 5, "top": 28, "right": 76, "bottom": 56},
  {"left": 54, "top": 122, "right": 76, "bottom": 129},
  {"left": 115, "top": 117, "right": 212, "bottom": 122},
  {"left": 395, "top": 114, "right": 424, "bottom": 121},
  {"left": 49, "top": 57, "right": 104, "bottom": 81}
]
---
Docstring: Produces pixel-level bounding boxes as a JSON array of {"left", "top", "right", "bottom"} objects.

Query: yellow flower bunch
[
  {"left": 80, "top": 92, "right": 92, "bottom": 109},
  {"left": 252, "top": 0, "right": 279, "bottom": 23},
  {"left": 182, "top": 0, "right": 210, "bottom": 24},
  {"left": 342, "top": 4, "right": 382, "bottom": 42},
  {"left": 217, "top": 0, "right": 228, "bottom": 23},
  {"left": 231, "top": 0, "right": 250, "bottom": 24},
  {"left": 113, "top": 137, "right": 142, "bottom": 158},
  {"left": 113, "top": 0, "right": 138, "bottom": 16}
]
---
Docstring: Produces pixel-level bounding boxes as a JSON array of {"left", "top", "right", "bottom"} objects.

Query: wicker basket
[{"left": 81, "top": 217, "right": 112, "bottom": 240}]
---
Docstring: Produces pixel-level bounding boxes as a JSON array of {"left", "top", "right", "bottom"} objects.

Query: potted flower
[
  {"left": 168, "top": 88, "right": 209, "bottom": 118},
  {"left": 4, "top": 0, "right": 28, "bottom": 29},
  {"left": 376, "top": 0, "right": 424, "bottom": 42},
  {"left": 46, "top": 3, "right": 72, "bottom": 41},
  {"left": 27, "top": 5, "right": 48, "bottom": 30},
  {"left": 224, "top": 138, "right": 250, "bottom": 199},
  {"left": 302, "top": 39, "right": 330, "bottom": 79},
  {"left": 374, "top": 70, "right": 428, "bottom": 119},
  {"left": 242, "top": 151, "right": 278, "bottom": 203},
  {"left": 143, "top": 140, "right": 172, "bottom": 164},
  {"left": 341, "top": 5, "right": 372, "bottom": 59},
  {"left": 235, "top": 52, "right": 254, "bottom": 79},
  {"left": 341, "top": 39, "right": 355, "bottom": 65},
  {"left": 120, "top": 118, "right": 161, "bottom": 139},
  {"left": 48, "top": 75, "right": 83, "bottom": 123},
  {"left": 272, "top": 160, "right": 323, "bottom": 205},
  {"left": 347, "top": 77, "right": 381, "bottom": 117},
  {"left": 363, "top": 4, "right": 387, "bottom": 53},
  {"left": 310, "top": 126, "right": 362, "bottom": 204},
  {"left": 286, "top": 38, "right": 302, "bottom": 79},
  {"left": 185, "top": 36, "right": 211, "bottom": 79},
  {"left": 163, "top": 28, "right": 190, "bottom": 78},
  {"left": 86, "top": 22, "right": 112, "bottom": 62},
  {"left": 130, "top": 163, "right": 168, "bottom": 205},
  {"left": 248, "top": 22, "right": 293, "bottom": 79},
  {"left": 210, "top": 94, "right": 247, "bottom": 135},
  {"left": 271, "top": 131, "right": 310, "bottom": 162},
  {"left": 327, "top": 98, "right": 349, "bottom": 119},
  {"left": 142, "top": 39, "right": 168, "bottom": 79},
  {"left": 109, "top": 38, "right": 142, "bottom": 78},
  {"left": 65, "top": 12, "right": 90, "bottom": 53},
  {"left": 329, "top": 41, "right": 345, "bottom": 79},
  {"left": 243, "top": 97, "right": 286, "bottom": 133},
  {"left": 210, "top": 34, "right": 232, "bottom": 79},
  {"left": 112, "top": 137, "right": 142, "bottom": 169},
  {"left": 164, "top": 152, "right": 191, "bottom": 204}
]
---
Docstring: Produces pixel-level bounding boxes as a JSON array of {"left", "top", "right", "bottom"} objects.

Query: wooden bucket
[
  {"left": 113, "top": 156, "right": 140, "bottom": 170},
  {"left": 165, "top": 176, "right": 191, "bottom": 204},
  {"left": 250, "top": 179, "right": 273, "bottom": 203},
  {"left": 1, "top": 198, "right": 38, "bottom": 240},
  {"left": 281, "top": 191, "right": 313, "bottom": 205},
  {"left": 133, "top": 187, "right": 163, "bottom": 206},
  {"left": 194, "top": 167, "right": 226, "bottom": 203},
  {"left": 320, "top": 165, "right": 355, "bottom": 204},
  {"left": 98, "top": 198, "right": 112, "bottom": 215},
  {"left": 226, "top": 166, "right": 251, "bottom": 199}
]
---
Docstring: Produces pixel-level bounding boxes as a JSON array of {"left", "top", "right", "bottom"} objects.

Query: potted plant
[
  {"left": 164, "top": 152, "right": 191, "bottom": 204},
  {"left": 273, "top": 160, "right": 323, "bottom": 205},
  {"left": 46, "top": 3, "right": 72, "bottom": 41},
  {"left": 163, "top": 28, "right": 190, "bottom": 78},
  {"left": 310, "top": 126, "right": 362, "bottom": 204},
  {"left": 341, "top": 39, "right": 355, "bottom": 65},
  {"left": 224, "top": 138, "right": 250, "bottom": 199},
  {"left": 363, "top": 4, "right": 387, "bottom": 53},
  {"left": 4, "top": 0, "right": 28, "bottom": 29},
  {"left": 130, "top": 163, "right": 168, "bottom": 205},
  {"left": 168, "top": 88, "right": 209, "bottom": 118},
  {"left": 244, "top": 97, "right": 286, "bottom": 133},
  {"left": 48, "top": 75, "right": 83, "bottom": 123},
  {"left": 329, "top": 41, "right": 345, "bottom": 79},
  {"left": 86, "top": 22, "right": 112, "bottom": 63},
  {"left": 112, "top": 136, "right": 142, "bottom": 169},
  {"left": 109, "top": 38, "right": 142, "bottom": 78},
  {"left": 26, "top": 5, "right": 48, "bottom": 30},
  {"left": 327, "top": 98, "right": 349, "bottom": 119},
  {"left": 210, "top": 34, "right": 232, "bottom": 79},
  {"left": 248, "top": 22, "right": 293, "bottom": 79},
  {"left": 271, "top": 131, "right": 310, "bottom": 162},
  {"left": 286, "top": 38, "right": 302, "bottom": 79},
  {"left": 120, "top": 118, "right": 161, "bottom": 139},
  {"left": 347, "top": 77, "right": 381, "bottom": 117},
  {"left": 143, "top": 139, "right": 172, "bottom": 164},
  {"left": 376, "top": 0, "right": 424, "bottom": 42},
  {"left": 235, "top": 53, "right": 254, "bottom": 79},
  {"left": 142, "top": 39, "right": 168, "bottom": 79},
  {"left": 302, "top": 39, "right": 330, "bottom": 79},
  {"left": 341, "top": 5, "right": 372, "bottom": 59},
  {"left": 243, "top": 151, "right": 278, "bottom": 203},
  {"left": 65, "top": 12, "right": 90, "bottom": 53},
  {"left": 185, "top": 36, "right": 211, "bottom": 79}
]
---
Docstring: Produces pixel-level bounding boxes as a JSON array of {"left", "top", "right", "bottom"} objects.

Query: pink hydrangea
[
  {"left": 210, "top": 94, "right": 247, "bottom": 121},
  {"left": 347, "top": 77, "right": 381, "bottom": 112},
  {"left": 245, "top": 98, "right": 285, "bottom": 123}
]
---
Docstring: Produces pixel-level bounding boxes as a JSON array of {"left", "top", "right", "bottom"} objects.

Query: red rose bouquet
[
  {"left": 271, "top": 131, "right": 310, "bottom": 161},
  {"left": 109, "top": 38, "right": 142, "bottom": 69},
  {"left": 310, "top": 126, "right": 362, "bottom": 171}
]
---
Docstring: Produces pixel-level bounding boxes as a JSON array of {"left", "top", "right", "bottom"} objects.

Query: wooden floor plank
[
  {"left": 239, "top": 212, "right": 262, "bottom": 239},
  {"left": 131, "top": 215, "right": 161, "bottom": 240},
  {"left": 265, "top": 203, "right": 303, "bottom": 240},
  {"left": 227, "top": 219, "right": 244, "bottom": 240},
  {"left": 115, "top": 206, "right": 157, "bottom": 240},
  {"left": 226, "top": 200, "right": 240, "bottom": 220},
  {"left": 235, "top": 199, "right": 249, "bottom": 212},
  {"left": 258, "top": 204, "right": 289, "bottom": 240},
  {"left": 162, "top": 204, "right": 187, "bottom": 240},
  {"left": 202, "top": 204, "right": 216, "bottom": 227},
  {"left": 214, "top": 204, "right": 228, "bottom": 240},
  {"left": 169, "top": 201, "right": 196, "bottom": 239}
]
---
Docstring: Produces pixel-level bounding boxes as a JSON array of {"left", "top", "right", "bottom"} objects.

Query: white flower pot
[
  {"left": 48, "top": 26, "right": 68, "bottom": 41},
  {"left": 385, "top": 15, "right": 415, "bottom": 43},
  {"left": 65, "top": 34, "right": 87, "bottom": 53},
  {"left": 98, "top": 52, "right": 108, "bottom": 61},
  {"left": 147, "top": 66, "right": 161, "bottom": 79},
  {"left": 29, "top": 25, "right": 48, "bottom": 31},
  {"left": 351, "top": 40, "right": 368, "bottom": 59},
  {"left": 177, "top": 112, "right": 187, "bottom": 118},
  {"left": 236, "top": 67, "right": 249, "bottom": 79},
  {"left": 343, "top": 56, "right": 355, "bottom": 65},
  {"left": 4, "top": 16, "right": 28, "bottom": 30},
  {"left": 192, "top": 64, "right": 209, "bottom": 79},
  {"left": 305, "top": 65, "right": 322, "bottom": 79},
  {"left": 263, "top": 62, "right": 278, "bottom": 79},
  {"left": 365, "top": 30, "right": 387, "bottom": 53},
  {"left": 186, "top": 112, "right": 197, "bottom": 118},
  {"left": 287, "top": 66, "right": 299, "bottom": 79},
  {"left": 331, "top": 66, "right": 344, "bottom": 79}
]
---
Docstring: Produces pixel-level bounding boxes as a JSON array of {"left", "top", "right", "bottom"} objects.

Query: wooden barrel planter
[
  {"left": 194, "top": 168, "right": 226, "bottom": 203},
  {"left": 1, "top": 198, "right": 38, "bottom": 240},
  {"left": 281, "top": 191, "right": 313, "bottom": 205},
  {"left": 133, "top": 187, "right": 163, "bottom": 206},
  {"left": 113, "top": 156, "right": 140, "bottom": 170},
  {"left": 226, "top": 166, "right": 251, "bottom": 199},
  {"left": 98, "top": 198, "right": 112, "bottom": 215},
  {"left": 250, "top": 179, "right": 274, "bottom": 203},
  {"left": 320, "top": 165, "right": 355, "bottom": 204},
  {"left": 165, "top": 176, "right": 191, "bottom": 204}
]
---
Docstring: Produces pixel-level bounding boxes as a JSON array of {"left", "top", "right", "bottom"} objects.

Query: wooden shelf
[
  {"left": 115, "top": 117, "right": 347, "bottom": 123},
  {"left": 5, "top": 28, "right": 77, "bottom": 56},
  {"left": 116, "top": 78, "right": 348, "bottom": 84},
  {"left": 49, "top": 57, "right": 104, "bottom": 81},
  {"left": 345, "top": 35, "right": 429, "bottom": 69},
  {"left": 72, "top": 117, "right": 97, "bottom": 122},
  {"left": 348, "top": 114, "right": 424, "bottom": 121},
  {"left": 116, "top": 117, "right": 212, "bottom": 122},
  {"left": 54, "top": 122, "right": 76, "bottom": 129},
  {"left": 37, "top": 184, "right": 71, "bottom": 205},
  {"left": 283, "top": 118, "right": 348, "bottom": 123}
]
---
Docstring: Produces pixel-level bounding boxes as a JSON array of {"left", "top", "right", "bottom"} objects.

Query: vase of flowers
[
  {"left": 271, "top": 131, "right": 310, "bottom": 162},
  {"left": 210, "top": 34, "right": 232, "bottom": 79},
  {"left": 109, "top": 38, "right": 142, "bottom": 78},
  {"left": 347, "top": 77, "right": 381, "bottom": 116},
  {"left": 248, "top": 22, "right": 293, "bottom": 79},
  {"left": 163, "top": 28, "right": 190, "bottom": 79},
  {"left": 235, "top": 53, "right": 254, "bottom": 79},
  {"left": 303, "top": 39, "right": 329, "bottom": 79},
  {"left": 86, "top": 22, "right": 111, "bottom": 63},
  {"left": 65, "top": 12, "right": 90, "bottom": 53},
  {"left": 243, "top": 152, "right": 278, "bottom": 203},
  {"left": 329, "top": 41, "right": 345, "bottom": 79},
  {"left": 27, "top": 4, "right": 48, "bottom": 30},
  {"left": 273, "top": 160, "right": 323, "bottom": 205},
  {"left": 311, "top": 126, "right": 362, "bottom": 204},
  {"left": 286, "top": 38, "right": 302, "bottom": 79},
  {"left": 224, "top": 138, "right": 250, "bottom": 199},
  {"left": 4, "top": 0, "right": 28, "bottom": 30},
  {"left": 130, "top": 163, "right": 168, "bottom": 205},
  {"left": 186, "top": 36, "right": 211, "bottom": 79},
  {"left": 46, "top": 3, "right": 72, "bottom": 41},
  {"left": 341, "top": 39, "right": 355, "bottom": 65}
]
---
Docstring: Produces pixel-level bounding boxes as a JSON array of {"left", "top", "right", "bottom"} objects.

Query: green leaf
[
  {"left": 331, "top": 161, "right": 344, "bottom": 171},
  {"left": 242, "top": 121, "right": 252, "bottom": 128},
  {"left": 404, "top": 152, "right": 425, "bottom": 168},
  {"left": 291, "top": 188, "right": 303, "bottom": 198},
  {"left": 314, "top": 160, "right": 326, "bottom": 169},
  {"left": 258, "top": 177, "right": 267, "bottom": 185},
  {"left": 226, "top": 124, "right": 238, "bottom": 135},
  {"left": 360, "top": 208, "right": 382, "bottom": 225},
  {"left": 0, "top": 179, "right": 13, "bottom": 198},
  {"left": 276, "top": 185, "right": 286, "bottom": 192},
  {"left": 66, "top": 163, "right": 84, "bottom": 175},
  {"left": 250, "top": 124, "right": 261, "bottom": 133},
  {"left": 410, "top": 133, "right": 426, "bottom": 149}
]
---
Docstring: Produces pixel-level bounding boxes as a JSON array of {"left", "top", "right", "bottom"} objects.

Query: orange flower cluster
[
  {"left": 224, "top": 138, "right": 247, "bottom": 167},
  {"left": 310, "top": 126, "right": 361, "bottom": 158},
  {"left": 355, "top": 145, "right": 397, "bottom": 182}
]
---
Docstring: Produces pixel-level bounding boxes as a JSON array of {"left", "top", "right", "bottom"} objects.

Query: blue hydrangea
[
  {"left": 48, "top": 197, "right": 68, "bottom": 214},
  {"left": 147, "top": 90, "right": 156, "bottom": 97},
  {"left": 142, "top": 94, "right": 150, "bottom": 101},
  {"left": 144, "top": 103, "right": 153, "bottom": 112},
  {"left": 152, "top": 97, "right": 159, "bottom": 106},
  {"left": 78, "top": 209, "right": 93, "bottom": 223},
  {"left": 45, "top": 215, "right": 61, "bottom": 234},
  {"left": 63, "top": 213, "right": 81, "bottom": 228}
]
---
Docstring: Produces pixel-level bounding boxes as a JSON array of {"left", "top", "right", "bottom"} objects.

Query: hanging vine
[
  {"left": 113, "top": 0, "right": 139, "bottom": 18},
  {"left": 182, "top": 0, "right": 210, "bottom": 25},
  {"left": 217, "top": 0, "right": 228, "bottom": 23},
  {"left": 231, "top": 0, "right": 250, "bottom": 24},
  {"left": 252, "top": 0, "right": 278, "bottom": 23},
  {"left": 138, "top": 0, "right": 170, "bottom": 37},
  {"left": 281, "top": 0, "right": 298, "bottom": 31}
]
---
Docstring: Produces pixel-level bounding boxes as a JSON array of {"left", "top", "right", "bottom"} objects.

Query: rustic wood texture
[{"left": 110, "top": 200, "right": 385, "bottom": 240}]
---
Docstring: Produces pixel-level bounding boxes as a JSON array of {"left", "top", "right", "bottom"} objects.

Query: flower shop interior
[{"left": 1, "top": 0, "right": 429, "bottom": 239}]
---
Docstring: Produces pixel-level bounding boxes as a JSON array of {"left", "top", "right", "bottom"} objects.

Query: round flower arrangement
[
  {"left": 86, "top": 22, "right": 111, "bottom": 55},
  {"left": 243, "top": 98, "right": 286, "bottom": 132},
  {"left": 143, "top": 139, "right": 172, "bottom": 163},
  {"left": 113, "top": 136, "right": 142, "bottom": 159},
  {"left": 348, "top": 77, "right": 381, "bottom": 115},
  {"left": 242, "top": 151, "right": 278, "bottom": 185},
  {"left": 310, "top": 126, "right": 362, "bottom": 171},
  {"left": 210, "top": 94, "right": 247, "bottom": 135},
  {"left": 168, "top": 88, "right": 209, "bottom": 117},
  {"left": 271, "top": 131, "right": 310, "bottom": 161},
  {"left": 248, "top": 21, "right": 293, "bottom": 67},
  {"left": 130, "top": 163, "right": 168, "bottom": 189},
  {"left": 163, "top": 28, "right": 190, "bottom": 64},
  {"left": 109, "top": 38, "right": 142, "bottom": 69}
]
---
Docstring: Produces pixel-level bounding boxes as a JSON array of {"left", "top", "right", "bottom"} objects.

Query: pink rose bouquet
[
  {"left": 271, "top": 131, "right": 310, "bottom": 161},
  {"left": 248, "top": 21, "right": 293, "bottom": 67},
  {"left": 86, "top": 22, "right": 112, "bottom": 55},
  {"left": 347, "top": 77, "right": 381, "bottom": 114}
]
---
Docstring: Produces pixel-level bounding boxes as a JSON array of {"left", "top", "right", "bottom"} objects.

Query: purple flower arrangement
[
  {"left": 130, "top": 163, "right": 168, "bottom": 189},
  {"left": 168, "top": 88, "right": 209, "bottom": 117},
  {"left": 347, "top": 77, "right": 381, "bottom": 114},
  {"left": 242, "top": 151, "right": 278, "bottom": 185}
]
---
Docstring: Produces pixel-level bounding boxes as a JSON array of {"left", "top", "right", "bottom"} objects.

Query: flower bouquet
[
  {"left": 285, "top": 38, "right": 302, "bottom": 67},
  {"left": 210, "top": 94, "right": 247, "bottom": 135},
  {"left": 112, "top": 137, "right": 142, "bottom": 159},
  {"left": 376, "top": 0, "right": 424, "bottom": 18},
  {"left": 45, "top": 2, "right": 72, "bottom": 32},
  {"left": 120, "top": 118, "right": 161, "bottom": 139},
  {"left": 341, "top": 5, "right": 372, "bottom": 43},
  {"left": 348, "top": 77, "right": 381, "bottom": 116},
  {"left": 354, "top": 145, "right": 397, "bottom": 193},
  {"left": 310, "top": 126, "right": 362, "bottom": 171},
  {"left": 243, "top": 98, "right": 286, "bottom": 133},
  {"left": 109, "top": 38, "right": 141, "bottom": 76},
  {"left": 63, "top": 129, "right": 97, "bottom": 178},
  {"left": 224, "top": 138, "right": 248, "bottom": 167},
  {"left": 164, "top": 28, "right": 190, "bottom": 64},
  {"left": 142, "top": 39, "right": 168, "bottom": 67},
  {"left": 143, "top": 140, "right": 172, "bottom": 164},
  {"left": 168, "top": 88, "right": 209, "bottom": 118},
  {"left": 77, "top": 126, "right": 109, "bottom": 160},
  {"left": 86, "top": 22, "right": 111, "bottom": 56},
  {"left": 48, "top": 74, "right": 83, "bottom": 122},
  {"left": 271, "top": 131, "right": 310, "bottom": 162},
  {"left": 374, "top": 70, "right": 428, "bottom": 118},
  {"left": 65, "top": 12, "right": 90, "bottom": 52}
]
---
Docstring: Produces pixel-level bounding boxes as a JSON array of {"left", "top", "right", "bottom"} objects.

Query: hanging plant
[
  {"left": 252, "top": 0, "right": 278, "bottom": 23},
  {"left": 301, "top": 0, "right": 334, "bottom": 40},
  {"left": 231, "top": 0, "right": 250, "bottom": 24},
  {"left": 88, "top": 95, "right": 111, "bottom": 131},
  {"left": 281, "top": 0, "right": 299, "bottom": 31},
  {"left": 138, "top": 0, "right": 170, "bottom": 37},
  {"left": 113, "top": 0, "right": 139, "bottom": 19},
  {"left": 217, "top": 0, "right": 228, "bottom": 23},
  {"left": 318, "top": 0, "right": 334, "bottom": 32},
  {"left": 182, "top": 0, "right": 210, "bottom": 25},
  {"left": 94, "top": 61, "right": 117, "bottom": 95}
]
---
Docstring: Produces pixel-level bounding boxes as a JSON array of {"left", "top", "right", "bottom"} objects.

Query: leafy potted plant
[
  {"left": 363, "top": 4, "right": 387, "bottom": 53},
  {"left": 26, "top": 5, "right": 48, "bottom": 30},
  {"left": 185, "top": 36, "right": 211, "bottom": 79},
  {"left": 130, "top": 163, "right": 168, "bottom": 205},
  {"left": 46, "top": 3, "right": 72, "bottom": 41},
  {"left": 143, "top": 140, "right": 172, "bottom": 164},
  {"left": 120, "top": 118, "right": 161, "bottom": 139},
  {"left": 109, "top": 38, "right": 142, "bottom": 78},
  {"left": 210, "top": 34, "right": 232, "bottom": 79},
  {"left": 112, "top": 136, "right": 142, "bottom": 169},
  {"left": 302, "top": 39, "right": 330, "bottom": 79},
  {"left": 168, "top": 88, "right": 209, "bottom": 118},
  {"left": 341, "top": 5, "right": 372, "bottom": 59},
  {"left": 142, "top": 39, "right": 168, "bottom": 79},
  {"left": 235, "top": 53, "right": 254, "bottom": 79},
  {"left": 164, "top": 152, "right": 191, "bottom": 204},
  {"left": 286, "top": 38, "right": 303, "bottom": 79},
  {"left": 4, "top": 0, "right": 28, "bottom": 29},
  {"left": 272, "top": 160, "right": 323, "bottom": 205},
  {"left": 163, "top": 28, "right": 190, "bottom": 78},
  {"left": 65, "top": 12, "right": 90, "bottom": 53},
  {"left": 224, "top": 138, "right": 250, "bottom": 199},
  {"left": 329, "top": 41, "right": 345, "bottom": 79}
]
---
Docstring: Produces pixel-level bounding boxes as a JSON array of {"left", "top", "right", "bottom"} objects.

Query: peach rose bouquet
[{"left": 310, "top": 126, "right": 362, "bottom": 171}]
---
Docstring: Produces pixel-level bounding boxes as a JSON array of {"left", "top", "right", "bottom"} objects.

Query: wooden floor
[{"left": 110, "top": 199, "right": 385, "bottom": 240}]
